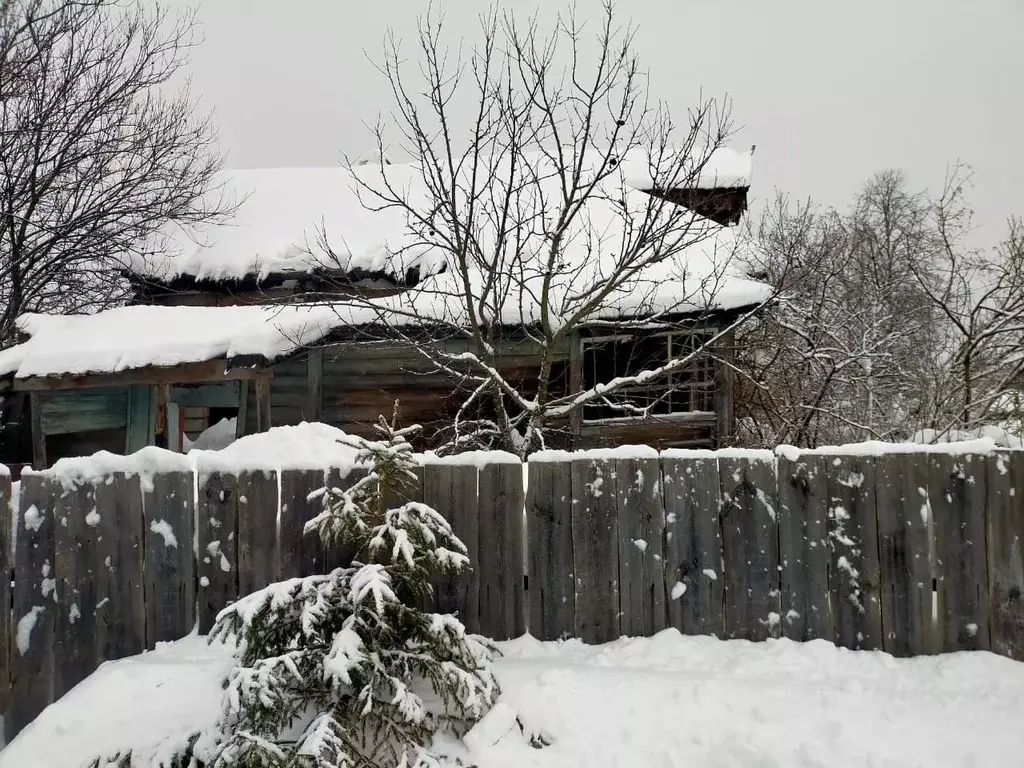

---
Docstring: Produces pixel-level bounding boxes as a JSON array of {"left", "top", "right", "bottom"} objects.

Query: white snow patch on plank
[
  {"left": 149, "top": 520, "right": 178, "bottom": 549},
  {"left": 16, "top": 607, "right": 44, "bottom": 655}
]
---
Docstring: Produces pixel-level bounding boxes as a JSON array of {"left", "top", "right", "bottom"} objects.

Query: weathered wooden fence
[{"left": 1, "top": 445, "right": 1023, "bottom": 742}]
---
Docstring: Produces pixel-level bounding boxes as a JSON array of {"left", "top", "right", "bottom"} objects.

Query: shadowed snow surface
[{"left": 3, "top": 629, "right": 1023, "bottom": 767}]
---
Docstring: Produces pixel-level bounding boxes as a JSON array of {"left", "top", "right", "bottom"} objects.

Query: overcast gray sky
[{"left": 169, "top": 0, "right": 1023, "bottom": 245}]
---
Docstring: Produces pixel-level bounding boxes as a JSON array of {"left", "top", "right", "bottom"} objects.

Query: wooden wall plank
[
  {"left": 169, "top": 382, "right": 241, "bottom": 409},
  {"left": 615, "top": 456, "right": 666, "bottom": 637},
  {"left": 39, "top": 389, "right": 129, "bottom": 435},
  {"left": 255, "top": 380, "right": 272, "bottom": 433},
  {"left": 526, "top": 459, "right": 574, "bottom": 641},
  {"left": 236, "top": 382, "right": 250, "bottom": 439},
  {"left": 477, "top": 460, "right": 525, "bottom": 641},
  {"left": 142, "top": 471, "right": 196, "bottom": 647},
  {"left": 719, "top": 454, "right": 780, "bottom": 641},
  {"left": 236, "top": 470, "right": 279, "bottom": 598},
  {"left": 777, "top": 453, "right": 832, "bottom": 642},
  {"left": 827, "top": 455, "right": 883, "bottom": 650},
  {"left": 570, "top": 458, "right": 620, "bottom": 643},
  {"left": 279, "top": 469, "right": 328, "bottom": 580},
  {"left": 0, "top": 472, "right": 10, "bottom": 718},
  {"left": 30, "top": 392, "right": 46, "bottom": 469},
  {"left": 307, "top": 349, "right": 323, "bottom": 422},
  {"left": 196, "top": 471, "right": 239, "bottom": 633},
  {"left": 124, "top": 385, "right": 157, "bottom": 454},
  {"left": 988, "top": 450, "right": 1024, "bottom": 659},
  {"left": 94, "top": 473, "right": 147, "bottom": 661},
  {"left": 9, "top": 473, "right": 57, "bottom": 738},
  {"left": 423, "top": 462, "right": 480, "bottom": 633},
  {"left": 52, "top": 479, "right": 108, "bottom": 699},
  {"left": 662, "top": 454, "right": 724, "bottom": 637},
  {"left": 875, "top": 453, "right": 935, "bottom": 657},
  {"left": 931, "top": 451, "right": 990, "bottom": 652}
]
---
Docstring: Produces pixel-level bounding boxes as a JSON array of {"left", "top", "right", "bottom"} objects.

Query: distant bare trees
[
  {"left": 736, "top": 166, "right": 1024, "bottom": 447},
  {"left": 0, "top": 0, "right": 229, "bottom": 344}
]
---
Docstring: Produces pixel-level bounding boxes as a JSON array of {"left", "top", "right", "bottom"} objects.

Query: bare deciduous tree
[
  {"left": 907, "top": 166, "right": 1024, "bottom": 440},
  {"left": 735, "top": 166, "right": 1024, "bottom": 448},
  {"left": 0, "top": 0, "right": 230, "bottom": 343},
  {"left": 313, "top": 2, "right": 774, "bottom": 457}
]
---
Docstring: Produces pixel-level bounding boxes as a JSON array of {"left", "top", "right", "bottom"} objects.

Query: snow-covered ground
[{"left": 3, "top": 629, "right": 1023, "bottom": 768}]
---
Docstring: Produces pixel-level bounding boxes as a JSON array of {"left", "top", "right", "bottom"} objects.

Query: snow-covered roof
[
  {"left": 131, "top": 147, "right": 753, "bottom": 286},
  {"left": 0, "top": 305, "right": 346, "bottom": 380},
  {"left": 1, "top": 224, "right": 770, "bottom": 382}
]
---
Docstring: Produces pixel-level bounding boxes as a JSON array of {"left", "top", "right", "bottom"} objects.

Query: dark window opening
[{"left": 581, "top": 333, "right": 715, "bottom": 422}]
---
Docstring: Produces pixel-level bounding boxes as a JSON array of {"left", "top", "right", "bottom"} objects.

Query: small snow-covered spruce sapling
[{"left": 204, "top": 405, "right": 499, "bottom": 768}]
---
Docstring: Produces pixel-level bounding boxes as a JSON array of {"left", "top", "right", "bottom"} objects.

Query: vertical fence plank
[
  {"left": 323, "top": 465, "right": 368, "bottom": 571},
  {"left": 477, "top": 460, "right": 525, "bottom": 641},
  {"left": 0, "top": 471, "right": 10, "bottom": 719},
  {"left": 527, "top": 459, "right": 574, "bottom": 641},
  {"left": 662, "top": 454, "right": 724, "bottom": 637},
  {"left": 9, "top": 473, "right": 57, "bottom": 738},
  {"left": 94, "top": 473, "right": 146, "bottom": 661},
  {"left": 719, "top": 453, "right": 780, "bottom": 640},
  {"left": 827, "top": 455, "right": 883, "bottom": 650},
  {"left": 423, "top": 462, "right": 480, "bottom": 633},
  {"left": 570, "top": 458, "right": 620, "bottom": 644},
  {"left": 197, "top": 470, "right": 239, "bottom": 633},
  {"left": 615, "top": 456, "right": 666, "bottom": 637},
  {"left": 777, "top": 453, "right": 832, "bottom": 642},
  {"left": 280, "top": 469, "right": 333, "bottom": 579},
  {"left": 143, "top": 471, "right": 196, "bottom": 647},
  {"left": 236, "top": 470, "right": 279, "bottom": 598},
  {"left": 875, "top": 453, "right": 934, "bottom": 657},
  {"left": 988, "top": 450, "right": 1024, "bottom": 659},
  {"left": 53, "top": 479, "right": 101, "bottom": 699},
  {"left": 931, "top": 451, "right": 990, "bottom": 652}
]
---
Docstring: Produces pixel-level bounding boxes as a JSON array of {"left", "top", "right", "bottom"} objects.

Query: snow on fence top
[
  {"left": 31, "top": 424, "right": 366, "bottom": 489},
  {"left": 529, "top": 438, "right": 1008, "bottom": 463},
  {"left": 17, "top": 431, "right": 1012, "bottom": 489}
]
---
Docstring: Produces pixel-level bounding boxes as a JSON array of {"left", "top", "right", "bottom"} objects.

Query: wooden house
[{"left": 0, "top": 150, "right": 770, "bottom": 469}]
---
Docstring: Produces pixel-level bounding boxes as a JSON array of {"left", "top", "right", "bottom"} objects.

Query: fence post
[
  {"left": 827, "top": 455, "right": 883, "bottom": 650},
  {"left": 196, "top": 468, "right": 239, "bottom": 633},
  {"left": 52, "top": 478, "right": 101, "bottom": 700},
  {"left": 423, "top": 461, "right": 480, "bottom": 634},
  {"left": 143, "top": 470, "right": 197, "bottom": 647},
  {"left": 777, "top": 452, "right": 832, "bottom": 642},
  {"left": 477, "top": 459, "right": 525, "bottom": 641},
  {"left": 988, "top": 450, "right": 1024, "bottom": 659},
  {"left": 615, "top": 454, "right": 665, "bottom": 637},
  {"left": 569, "top": 457, "right": 619, "bottom": 643},
  {"left": 875, "top": 453, "right": 935, "bottom": 657},
  {"left": 662, "top": 453, "right": 724, "bottom": 638},
  {"left": 236, "top": 469, "right": 279, "bottom": 599},
  {"left": 279, "top": 468, "right": 333, "bottom": 581},
  {"left": 718, "top": 452, "right": 780, "bottom": 641},
  {"left": 526, "top": 458, "right": 574, "bottom": 641},
  {"left": 94, "top": 473, "right": 147, "bottom": 661},
  {"left": 0, "top": 469, "right": 11, "bottom": 723},
  {"left": 930, "top": 451, "right": 991, "bottom": 652},
  {"left": 8, "top": 472, "right": 57, "bottom": 738}
]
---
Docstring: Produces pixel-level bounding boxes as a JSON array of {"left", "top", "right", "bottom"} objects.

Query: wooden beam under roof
[{"left": 8, "top": 358, "right": 273, "bottom": 392}]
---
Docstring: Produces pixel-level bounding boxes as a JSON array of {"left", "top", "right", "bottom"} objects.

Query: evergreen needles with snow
[{"left": 204, "top": 407, "right": 498, "bottom": 768}]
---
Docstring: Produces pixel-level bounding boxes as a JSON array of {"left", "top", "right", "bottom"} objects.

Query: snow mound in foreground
[{"left": 4, "top": 630, "right": 1024, "bottom": 768}]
